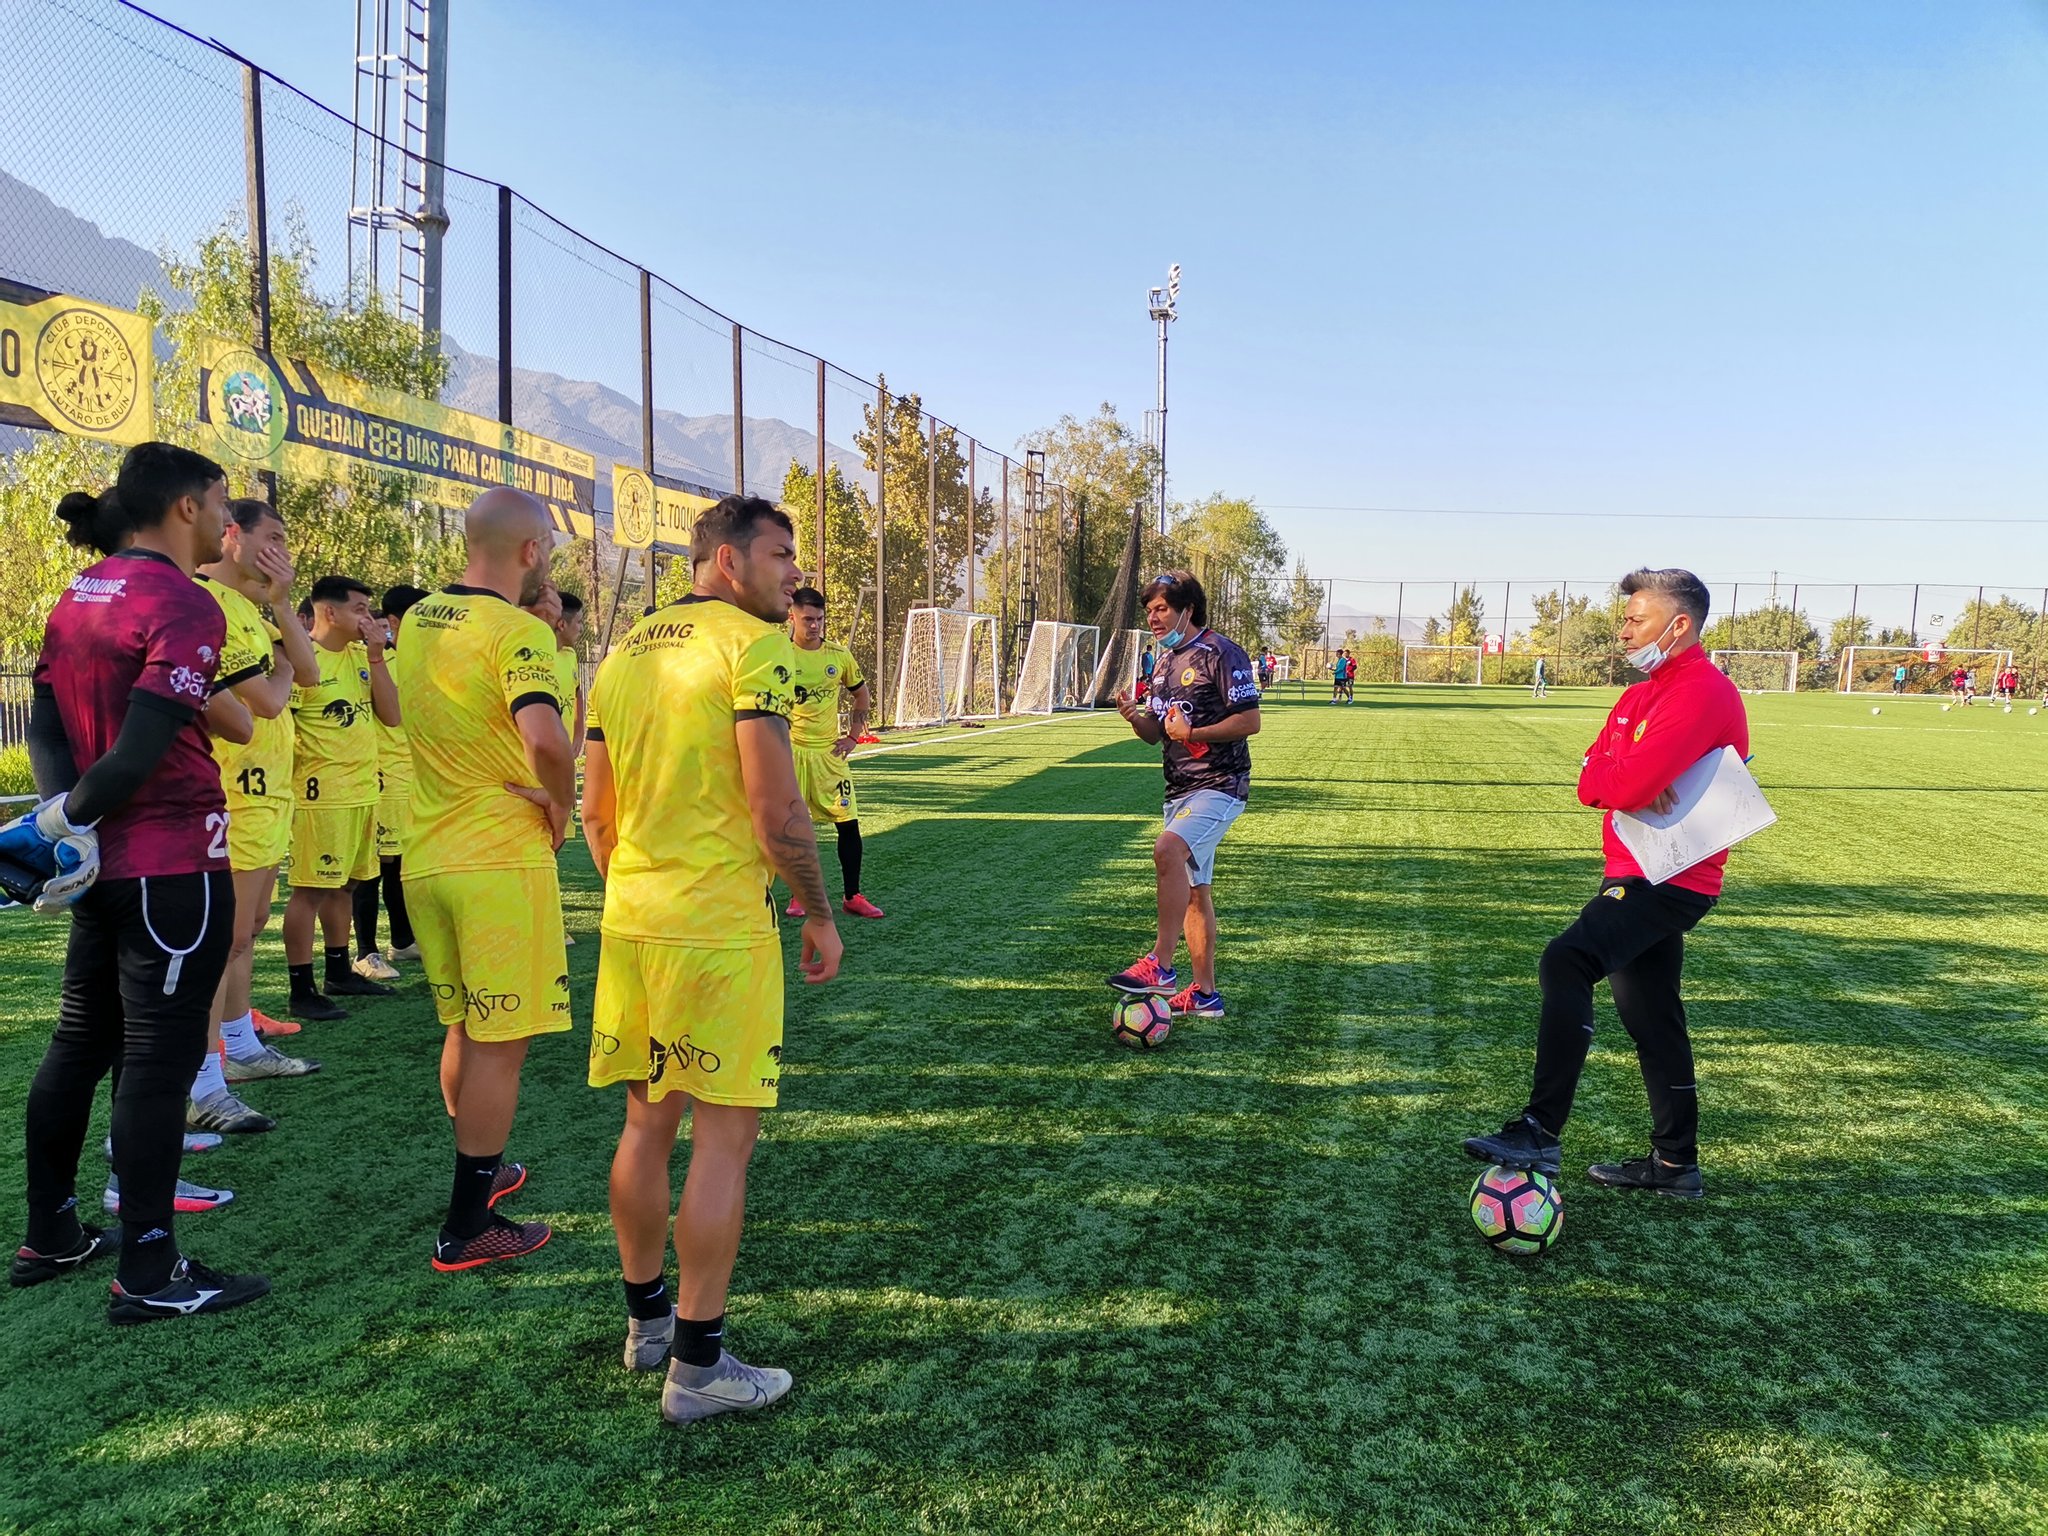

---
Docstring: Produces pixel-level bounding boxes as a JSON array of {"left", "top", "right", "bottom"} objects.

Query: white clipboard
[{"left": 1610, "top": 746, "right": 1776, "bottom": 885}]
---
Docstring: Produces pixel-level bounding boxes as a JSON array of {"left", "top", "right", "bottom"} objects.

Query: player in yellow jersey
[
  {"left": 281, "top": 576, "right": 400, "bottom": 1020},
  {"left": 186, "top": 499, "right": 325, "bottom": 1149},
  {"left": 397, "top": 488, "right": 577, "bottom": 1273},
  {"left": 582, "top": 494, "right": 842, "bottom": 1425},
  {"left": 784, "top": 585, "right": 881, "bottom": 920},
  {"left": 351, "top": 584, "right": 427, "bottom": 982}
]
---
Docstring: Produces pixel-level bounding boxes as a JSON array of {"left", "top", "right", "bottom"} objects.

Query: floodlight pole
[{"left": 1147, "top": 264, "right": 1179, "bottom": 535}]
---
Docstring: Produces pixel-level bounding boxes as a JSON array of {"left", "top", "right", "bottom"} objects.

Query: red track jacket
[{"left": 1577, "top": 644, "right": 1751, "bottom": 896}]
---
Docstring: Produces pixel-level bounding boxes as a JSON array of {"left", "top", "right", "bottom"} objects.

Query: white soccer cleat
[
  {"left": 624, "top": 1314, "right": 675, "bottom": 1371},
  {"left": 660, "top": 1350, "right": 793, "bottom": 1425},
  {"left": 354, "top": 952, "right": 401, "bottom": 983}
]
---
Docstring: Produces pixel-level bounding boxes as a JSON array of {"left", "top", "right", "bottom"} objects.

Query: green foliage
[
  {"left": 1278, "top": 557, "right": 1325, "bottom": 657},
  {"left": 0, "top": 432, "right": 122, "bottom": 658},
  {"left": 1830, "top": 613, "right": 1873, "bottom": 654},
  {"left": 1942, "top": 595, "right": 2040, "bottom": 660},
  {"left": 1014, "top": 403, "right": 1157, "bottom": 624},
  {"left": 1702, "top": 604, "right": 1821, "bottom": 660},
  {"left": 0, "top": 744, "right": 34, "bottom": 799},
  {"left": 1445, "top": 584, "right": 1486, "bottom": 647},
  {"left": 1165, "top": 493, "right": 1288, "bottom": 645}
]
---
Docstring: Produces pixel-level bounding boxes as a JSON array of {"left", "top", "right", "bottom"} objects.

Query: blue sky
[{"left": 139, "top": 0, "right": 2048, "bottom": 595}]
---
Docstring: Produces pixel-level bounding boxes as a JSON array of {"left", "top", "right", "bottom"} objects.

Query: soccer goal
[
  {"left": 893, "top": 608, "right": 1001, "bottom": 727},
  {"left": 1012, "top": 621, "right": 1100, "bottom": 715},
  {"left": 1401, "top": 644, "right": 1482, "bottom": 686},
  {"left": 1710, "top": 650, "right": 1800, "bottom": 693},
  {"left": 1088, "top": 625, "right": 1151, "bottom": 704},
  {"left": 1836, "top": 646, "right": 2012, "bottom": 696},
  {"left": 1271, "top": 655, "right": 1294, "bottom": 683}
]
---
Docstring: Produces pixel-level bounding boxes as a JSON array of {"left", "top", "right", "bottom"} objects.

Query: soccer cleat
[
  {"left": 1587, "top": 1154, "right": 1705, "bottom": 1200},
  {"left": 1106, "top": 953, "right": 1178, "bottom": 996},
  {"left": 564, "top": 933, "right": 576, "bottom": 946},
  {"left": 108, "top": 1255, "right": 270, "bottom": 1324},
  {"left": 223, "top": 1044, "right": 323, "bottom": 1083},
  {"left": 187, "top": 1090, "right": 277, "bottom": 1135},
  {"left": 387, "top": 942, "right": 421, "bottom": 963},
  {"left": 841, "top": 894, "right": 885, "bottom": 919},
  {"left": 103, "top": 1174, "right": 234, "bottom": 1216},
  {"left": 353, "top": 952, "right": 401, "bottom": 983},
  {"left": 10, "top": 1225, "right": 118, "bottom": 1288},
  {"left": 251, "top": 1009, "right": 301, "bottom": 1038},
  {"left": 661, "top": 1349, "right": 793, "bottom": 1425},
  {"left": 325, "top": 972, "right": 395, "bottom": 998},
  {"left": 103, "top": 1133, "right": 223, "bottom": 1160},
  {"left": 486, "top": 1162, "right": 528, "bottom": 1209},
  {"left": 431, "top": 1215, "right": 552, "bottom": 1272},
  {"left": 1166, "top": 985, "right": 1226, "bottom": 1019},
  {"left": 784, "top": 898, "right": 806, "bottom": 918},
  {"left": 287, "top": 991, "right": 347, "bottom": 1023},
  {"left": 1460, "top": 1114, "right": 1563, "bottom": 1177},
  {"left": 625, "top": 1314, "right": 676, "bottom": 1372}
]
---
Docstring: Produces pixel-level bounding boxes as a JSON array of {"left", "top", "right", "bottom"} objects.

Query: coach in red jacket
[{"left": 1463, "top": 568, "right": 1749, "bottom": 1199}]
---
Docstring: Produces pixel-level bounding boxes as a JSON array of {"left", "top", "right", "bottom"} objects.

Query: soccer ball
[
  {"left": 1941, "top": 704, "right": 1952, "bottom": 712},
  {"left": 1870, "top": 706, "right": 1881, "bottom": 716},
  {"left": 2031, "top": 709, "right": 2040, "bottom": 717},
  {"left": 1469, "top": 1165, "right": 1563, "bottom": 1256},
  {"left": 2004, "top": 705, "right": 2013, "bottom": 714},
  {"left": 1110, "top": 994, "right": 1172, "bottom": 1050}
]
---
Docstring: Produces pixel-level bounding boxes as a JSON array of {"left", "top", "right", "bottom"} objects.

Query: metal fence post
[
  {"left": 1973, "top": 586, "right": 1984, "bottom": 650},
  {"left": 875, "top": 380, "right": 888, "bottom": 724},
  {"left": 241, "top": 62, "right": 275, "bottom": 505},
  {"left": 496, "top": 187, "right": 513, "bottom": 425},
  {"left": 1000, "top": 457, "right": 1010, "bottom": 689},
  {"left": 639, "top": 268, "right": 656, "bottom": 608},
  {"left": 731, "top": 324, "right": 745, "bottom": 494},
  {"left": 926, "top": 410, "right": 937, "bottom": 607},
  {"left": 814, "top": 359, "right": 827, "bottom": 589},
  {"left": 966, "top": 438, "right": 976, "bottom": 614},
  {"left": 1909, "top": 585, "right": 1919, "bottom": 640}
]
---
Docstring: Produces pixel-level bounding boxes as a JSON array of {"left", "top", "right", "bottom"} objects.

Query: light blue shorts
[{"left": 1162, "top": 789, "right": 1245, "bottom": 887}]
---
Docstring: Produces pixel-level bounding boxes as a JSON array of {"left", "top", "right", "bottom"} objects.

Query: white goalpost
[
  {"left": 1710, "top": 650, "right": 1800, "bottom": 693},
  {"left": 1401, "top": 644, "right": 1482, "bottom": 686},
  {"left": 1836, "top": 646, "right": 2013, "bottom": 696},
  {"left": 893, "top": 608, "right": 1002, "bottom": 727},
  {"left": 1271, "top": 655, "right": 1294, "bottom": 683},
  {"left": 1012, "top": 621, "right": 1100, "bottom": 715}
]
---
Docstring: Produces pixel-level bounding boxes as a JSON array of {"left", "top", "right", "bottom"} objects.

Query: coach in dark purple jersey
[
  {"left": 1107, "top": 571, "right": 1262, "bottom": 1020},
  {"left": 8, "top": 443, "right": 269, "bottom": 1322}
]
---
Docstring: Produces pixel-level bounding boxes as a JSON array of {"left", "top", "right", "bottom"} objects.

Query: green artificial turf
[{"left": 2, "top": 686, "right": 2044, "bottom": 1535}]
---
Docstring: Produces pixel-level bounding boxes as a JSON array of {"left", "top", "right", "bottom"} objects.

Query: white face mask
[{"left": 1626, "top": 616, "right": 1680, "bottom": 674}]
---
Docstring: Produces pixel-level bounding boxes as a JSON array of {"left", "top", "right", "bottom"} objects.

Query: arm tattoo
[{"left": 768, "top": 803, "right": 830, "bottom": 913}]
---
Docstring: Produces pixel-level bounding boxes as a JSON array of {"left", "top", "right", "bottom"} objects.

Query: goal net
[
  {"left": 1271, "top": 655, "right": 1294, "bottom": 683},
  {"left": 1710, "top": 650, "right": 1800, "bottom": 692},
  {"left": 893, "top": 608, "right": 1001, "bottom": 727},
  {"left": 1092, "top": 626, "right": 1151, "bottom": 702},
  {"left": 1401, "top": 644, "right": 1482, "bottom": 685},
  {"left": 1012, "top": 621, "right": 1100, "bottom": 714},
  {"left": 1836, "top": 646, "right": 2013, "bottom": 696}
]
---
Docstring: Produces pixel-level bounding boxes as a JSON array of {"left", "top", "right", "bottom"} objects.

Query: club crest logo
[
  {"left": 206, "top": 349, "right": 289, "bottom": 462},
  {"left": 1633, "top": 720, "right": 1648, "bottom": 742},
  {"left": 1180, "top": 666, "right": 1197, "bottom": 687},
  {"left": 614, "top": 468, "right": 654, "bottom": 547},
  {"left": 1603, "top": 885, "right": 1626, "bottom": 900},
  {"left": 35, "top": 307, "right": 140, "bottom": 435}
]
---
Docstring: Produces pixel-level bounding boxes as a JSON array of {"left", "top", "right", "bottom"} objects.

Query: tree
[
  {"left": 1701, "top": 604, "right": 1821, "bottom": 659},
  {"left": 1167, "top": 493, "right": 1288, "bottom": 644},
  {"left": 1829, "top": 613, "right": 1873, "bottom": 655},
  {"left": 1445, "top": 585, "right": 1486, "bottom": 647},
  {"left": 1013, "top": 403, "right": 1156, "bottom": 623},
  {"left": 1279, "top": 559, "right": 1326, "bottom": 660},
  {"left": 1943, "top": 596, "right": 2039, "bottom": 660},
  {"left": 775, "top": 461, "right": 882, "bottom": 673}
]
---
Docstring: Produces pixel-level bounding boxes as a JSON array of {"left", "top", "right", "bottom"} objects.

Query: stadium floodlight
[
  {"left": 893, "top": 608, "right": 1002, "bottom": 727},
  {"left": 1146, "top": 263, "right": 1179, "bottom": 534}
]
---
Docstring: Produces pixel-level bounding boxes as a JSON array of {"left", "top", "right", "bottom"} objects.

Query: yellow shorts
[
  {"left": 227, "top": 797, "right": 292, "bottom": 872},
  {"left": 375, "top": 789, "right": 412, "bottom": 859},
  {"left": 407, "top": 865, "right": 571, "bottom": 1042},
  {"left": 590, "top": 938, "right": 784, "bottom": 1107},
  {"left": 288, "top": 803, "right": 378, "bottom": 888},
  {"left": 795, "top": 747, "right": 858, "bottom": 825}
]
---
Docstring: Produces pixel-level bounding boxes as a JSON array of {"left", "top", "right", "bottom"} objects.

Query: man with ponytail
[{"left": 8, "top": 442, "right": 270, "bottom": 1321}]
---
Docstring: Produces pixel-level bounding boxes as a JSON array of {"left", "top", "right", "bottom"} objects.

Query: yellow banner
[
  {"left": 0, "top": 289, "right": 154, "bottom": 445},
  {"left": 192, "top": 335, "right": 596, "bottom": 535},
  {"left": 611, "top": 462, "right": 715, "bottom": 552}
]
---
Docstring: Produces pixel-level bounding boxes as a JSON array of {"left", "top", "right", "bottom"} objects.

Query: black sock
[
  {"left": 351, "top": 879, "right": 379, "bottom": 957},
  {"left": 289, "top": 961, "right": 319, "bottom": 998},
  {"left": 26, "top": 1193, "right": 83, "bottom": 1255},
  {"left": 117, "top": 1218, "right": 179, "bottom": 1294},
  {"left": 323, "top": 944, "right": 352, "bottom": 986},
  {"left": 624, "top": 1274, "right": 671, "bottom": 1321},
  {"left": 837, "top": 820, "right": 863, "bottom": 901},
  {"left": 445, "top": 1150, "right": 501, "bottom": 1241},
  {"left": 675, "top": 1312, "right": 725, "bottom": 1368},
  {"left": 385, "top": 861, "right": 413, "bottom": 950}
]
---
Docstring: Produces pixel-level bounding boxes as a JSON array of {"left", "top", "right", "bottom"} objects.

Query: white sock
[
  {"left": 220, "top": 1011, "right": 265, "bottom": 1061},
  {"left": 191, "top": 1049, "right": 227, "bottom": 1102}
]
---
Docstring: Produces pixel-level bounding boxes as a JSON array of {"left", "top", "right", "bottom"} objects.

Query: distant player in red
[
  {"left": 1950, "top": 666, "right": 1970, "bottom": 704},
  {"left": 9, "top": 443, "right": 270, "bottom": 1321}
]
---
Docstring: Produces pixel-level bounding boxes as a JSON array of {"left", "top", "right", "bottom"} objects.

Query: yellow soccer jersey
[
  {"left": 587, "top": 596, "right": 798, "bottom": 947},
  {"left": 375, "top": 644, "right": 412, "bottom": 797},
  {"left": 788, "top": 639, "right": 863, "bottom": 752},
  {"left": 199, "top": 576, "right": 293, "bottom": 809},
  {"left": 290, "top": 638, "right": 378, "bottom": 807},
  {"left": 397, "top": 585, "right": 564, "bottom": 880},
  {"left": 553, "top": 646, "right": 581, "bottom": 722}
]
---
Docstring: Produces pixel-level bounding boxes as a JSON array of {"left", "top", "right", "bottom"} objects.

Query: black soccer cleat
[
  {"left": 1461, "top": 1114, "right": 1562, "bottom": 1176},
  {"left": 288, "top": 990, "right": 348, "bottom": 1022},
  {"left": 324, "top": 973, "right": 395, "bottom": 999},
  {"left": 1587, "top": 1154, "right": 1704, "bottom": 1200},
  {"left": 10, "top": 1225, "right": 119, "bottom": 1288},
  {"left": 107, "top": 1256, "right": 270, "bottom": 1324}
]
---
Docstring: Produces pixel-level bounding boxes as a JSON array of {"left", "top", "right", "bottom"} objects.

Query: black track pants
[
  {"left": 23, "top": 871, "right": 234, "bottom": 1287},
  {"left": 1523, "top": 876, "right": 1716, "bottom": 1163}
]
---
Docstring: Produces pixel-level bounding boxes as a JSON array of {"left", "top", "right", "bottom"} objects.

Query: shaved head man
[{"left": 395, "top": 489, "right": 578, "bottom": 1272}]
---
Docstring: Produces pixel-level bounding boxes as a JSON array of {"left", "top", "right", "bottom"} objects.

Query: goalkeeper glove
[{"left": 0, "top": 797, "right": 101, "bottom": 914}]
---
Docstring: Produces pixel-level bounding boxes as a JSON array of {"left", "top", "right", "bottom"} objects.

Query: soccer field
[{"left": 2, "top": 686, "right": 2044, "bottom": 1536}]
